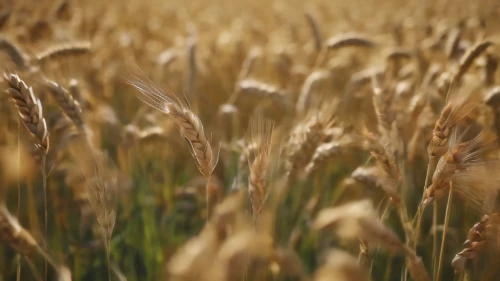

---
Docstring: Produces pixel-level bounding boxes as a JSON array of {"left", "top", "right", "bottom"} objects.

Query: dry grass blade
[
  {"left": 36, "top": 41, "right": 91, "bottom": 64},
  {"left": 5, "top": 73, "right": 49, "bottom": 155},
  {"left": 246, "top": 117, "right": 274, "bottom": 222},
  {"left": 45, "top": 79, "right": 84, "bottom": 129}
]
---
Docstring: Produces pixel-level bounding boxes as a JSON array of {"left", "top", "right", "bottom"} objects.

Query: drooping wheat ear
[
  {"left": 305, "top": 12, "right": 322, "bottom": 52},
  {"left": 246, "top": 117, "right": 274, "bottom": 223},
  {"left": 0, "top": 204, "right": 38, "bottom": 255},
  {"left": 296, "top": 69, "right": 329, "bottom": 115},
  {"left": 5, "top": 73, "right": 49, "bottom": 155},
  {"left": 36, "top": 41, "right": 91, "bottom": 64},
  {"left": 453, "top": 40, "right": 492, "bottom": 84},
  {"left": 238, "top": 79, "right": 284, "bottom": 102},
  {"left": 127, "top": 72, "right": 215, "bottom": 178},
  {"left": 0, "top": 37, "right": 28, "bottom": 69},
  {"left": 45, "top": 79, "right": 84, "bottom": 129},
  {"left": 326, "top": 33, "right": 376, "bottom": 50},
  {"left": 452, "top": 213, "right": 500, "bottom": 272}
]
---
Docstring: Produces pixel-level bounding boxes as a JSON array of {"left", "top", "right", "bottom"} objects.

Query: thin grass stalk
[
  {"left": 16, "top": 117, "right": 21, "bottom": 281},
  {"left": 413, "top": 156, "right": 438, "bottom": 248},
  {"left": 23, "top": 256, "right": 42, "bottom": 281},
  {"left": 16, "top": 254, "right": 21, "bottom": 281},
  {"left": 432, "top": 200, "right": 438, "bottom": 278},
  {"left": 41, "top": 154, "right": 48, "bottom": 281},
  {"left": 436, "top": 184, "right": 453, "bottom": 281}
]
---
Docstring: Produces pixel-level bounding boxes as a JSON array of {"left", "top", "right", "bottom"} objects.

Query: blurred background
[{"left": 1, "top": 0, "right": 500, "bottom": 280}]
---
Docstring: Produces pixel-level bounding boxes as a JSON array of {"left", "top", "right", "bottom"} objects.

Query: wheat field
[{"left": 1, "top": 0, "right": 500, "bottom": 280}]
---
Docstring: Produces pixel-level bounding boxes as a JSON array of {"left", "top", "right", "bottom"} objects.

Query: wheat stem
[
  {"left": 41, "top": 154, "right": 48, "bottom": 281},
  {"left": 413, "top": 156, "right": 437, "bottom": 248},
  {"left": 436, "top": 185, "right": 452, "bottom": 281},
  {"left": 16, "top": 254, "right": 21, "bottom": 281},
  {"left": 205, "top": 176, "right": 211, "bottom": 220},
  {"left": 432, "top": 200, "right": 438, "bottom": 278}
]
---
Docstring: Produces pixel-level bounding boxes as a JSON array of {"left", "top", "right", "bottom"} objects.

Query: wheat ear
[
  {"left": 246, "top": 118, "right": 274, "bottom": 226},
  {"left": 36, "top": 41, "right": 91, "bottom": 64},
  {"left": 5, "top": 74, "right": 49, "bottom": 154},
  {"left": 127, "top": 71, "right": 218, "bottom": 217},
  {"left": 5, "top": 73, "right": 50, "bottom": 278},
  {"left": 45, "top": 79, "right": 84, "bottom": 129}
]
